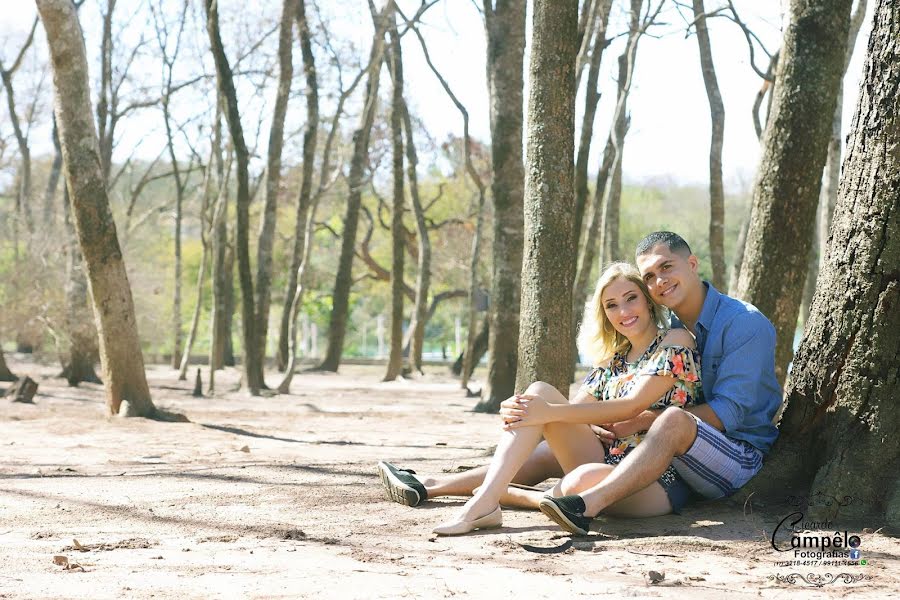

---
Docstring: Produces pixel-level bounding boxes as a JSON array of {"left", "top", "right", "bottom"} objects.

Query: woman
[{"left": 433, "top": 262, "right": 701, "bottom": 535}]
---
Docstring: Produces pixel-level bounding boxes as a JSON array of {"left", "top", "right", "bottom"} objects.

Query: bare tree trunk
[
  {"left": 743, "top": 0, "right": 900, "bottom": 525},
  {"left": 43, "top": 116, "right": 63, "bottom": 226},
  {"left": 573, "top": 0, "right": 612, "bottom": 266},
  {"left": 401, "top": 101, "right": 429, "bottom": 374},
  {"left": 383, "top": 19, "right": 405, "bottom": 382},
  {"left": 515, "top": 0, "right": 578, "bottom": 395},
  {"left": 600, "top": 0, "right": 645, "bottom": 266},
  {"left": 38, "top": 0, "right": 155, "bottom": 417},
  {"left": 0, "top": 17, "right": 38, "bottom": 234},
  {"left": 222, "top": 240, "right": 236, "bottom": 368},
  {"left": 571, "top": 133, "right": 615, "bottom": 380},
  {"left": 692, "top": 0, "right": 726, "bottom": 290},
  {"left": 208, "top": 100, "right": 227, "bottom": 392},
  {"left": 735, "top": 0, "right": 853, "bottom": 384},
  {"left": 317, "top": 4, "right": 389, "bottom": 372},
  {"left": 254, "top": 0, "right": 294, "bottom": 376},
  {"left": 475, "top": 0, "right": 526, "bottom": 411},
  {"left": 277, "top": 0, "right": 319, "bottom": 374},
  {"left": 460, "top": 193, "right": 487, "bottom": 392},
  {"left": 178, "top": 147, "right": 221, "bottom": 381},
  {"left": 728, "top": 212, "right": 750, "bottom": 296},
  {"left": 800, "top": 0, "right": 868, "bottom": 327},
  {"left": 205, "top": 0, "right": 263, "bottom": 394}
]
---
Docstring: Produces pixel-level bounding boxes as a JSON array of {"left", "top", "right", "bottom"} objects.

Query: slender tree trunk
[
  {"left": 735, "top": 0, "right": 853, "bottom": 384},
  {"left": 573, "top": 0, "right": 612, "bottom": 265},
  {"left": 222, "top": 239, "right": 236, "bottom": 368},
  {"left": 317, "top": 4, "right": 389, "bottom": 372},
  {"left": 728, "top": 212, "right": 750, "bottom": 296},
  {"left": 601, "top": 0, "right": 643, "bottom": 266},
  {"left": 692, "top": 0, "right": 726, "bottom": 290},
  {"left": 43, "top": 117, "right": 63, "bottom": 226},
  {"left": 205, "top": 0, "right": 262, "bottom": 393},
  {"left": 255, "top": 0, "right": 294, "bottom": 375},
  {"left": 163, "top": 103, "right": 184, "bottom": 369},
  {"left": 460, "top": 192, "right": 487, "bottom": 392},
  {"left": 571, "top": 133, "right": 615, "bottom": 380},
  {"left": 37, "top": 0, "right": 155, "bottom": 417},
  {"left": 277, "top": 0, "right": 319, "bottom": 374},
  {"left": 1, "top": 67, "right": 34, "bottom": 234},
  {"left": 744, "top": 0, "right": 900, "bottom": 525},
  {"left": 475, "top": 0, "right": 526, "bottom": 411},
  {"left": 515, "top": 0, "right": 578, "bottom": 395},
  {"left": 401, "top": 101, "right": 429, "bottom": 374},
  {"left": 178, "top": 147, "right": 219, "bottom": 381},
  {"left": 383, "top": 20, "right": 405, "bottom": 382}
]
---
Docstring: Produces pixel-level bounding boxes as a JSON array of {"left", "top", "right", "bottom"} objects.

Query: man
[
  {"left": 380, "top": 232, "right": 780, "bottom": 532},
  {"left": 538, "top": 231, "right": 782, "bottom": 533}
]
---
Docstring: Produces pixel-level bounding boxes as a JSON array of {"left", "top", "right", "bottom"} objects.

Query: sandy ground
[{"left": 1, "top": 355, "right": 897, "bottom": 599}]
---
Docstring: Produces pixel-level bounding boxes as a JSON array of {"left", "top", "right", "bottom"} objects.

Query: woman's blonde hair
[{"left": 577, "top": 262, "right": 667, "bottom": 366}]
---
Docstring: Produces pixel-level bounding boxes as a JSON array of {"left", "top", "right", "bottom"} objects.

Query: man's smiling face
[{"left": 636, "top": 244, "right": 699, "bottom": 310}]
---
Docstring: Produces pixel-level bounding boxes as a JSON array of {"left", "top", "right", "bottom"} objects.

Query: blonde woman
[{"left": 432, "top": 262, "right": 702, "bottom": 535}]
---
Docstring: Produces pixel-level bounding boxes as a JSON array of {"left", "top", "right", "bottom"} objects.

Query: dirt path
[{"left": 1, "top": 357, "right": 897, "bottom": 599}]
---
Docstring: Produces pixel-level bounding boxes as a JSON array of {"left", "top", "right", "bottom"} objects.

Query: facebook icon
[{"left": 850, "top": 549, "right": 861, "bottom": 560}]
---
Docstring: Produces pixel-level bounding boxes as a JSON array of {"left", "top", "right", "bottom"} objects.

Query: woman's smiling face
[{"left": 601, "top": 277, "right": 654, "bottom": 339}]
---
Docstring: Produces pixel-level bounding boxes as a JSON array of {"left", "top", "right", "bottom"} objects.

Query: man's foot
[
  {"left": 377, "top": 461, "right": 427, "bottom": 507},
  {"left": 538, "top": 495, "right": 593, "bottom": 535}
]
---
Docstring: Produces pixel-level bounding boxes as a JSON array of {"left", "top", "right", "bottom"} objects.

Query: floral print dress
[{"left": 581, "top": 328, "right": 702, "bottom": 489}]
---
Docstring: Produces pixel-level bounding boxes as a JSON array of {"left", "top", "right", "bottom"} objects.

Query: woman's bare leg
[
  {"left": 422, "top": 441, "right": 563, "bottom": 498},
  {"left": 447, "top": 382, "right": 606, "bottom": 522}
]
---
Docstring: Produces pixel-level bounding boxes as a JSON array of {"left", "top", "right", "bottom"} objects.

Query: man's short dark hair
[{"left": 635, "top": 231, "right": 692, "bottom": 258}]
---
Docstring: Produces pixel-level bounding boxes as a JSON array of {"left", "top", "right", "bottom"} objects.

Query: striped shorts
[{"left": 671, "top": 412, "right": 764, "bottom": 499}]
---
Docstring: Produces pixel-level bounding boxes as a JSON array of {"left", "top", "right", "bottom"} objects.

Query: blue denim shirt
[{"left": 671, "top": 282, "right": 781, "bottom": 454}]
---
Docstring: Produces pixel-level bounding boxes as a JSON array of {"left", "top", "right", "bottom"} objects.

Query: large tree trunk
[
  {"left": 317, "top": 5, "right": 388, "bottom": 372},
  {"left": 205, "top": 0, "right": 263, "bottom": 394},
  {"left": 255, "top": 0, "right": 294, "bottom": 375},
  {"left": 800, "top": 0, "right": 868, "bottom": 329},
  {"left": 475, "top": 0, "right": 526, "bottom": 411},
  {"left": 515, "top": 0, "right": 578, "bottom": 395},
  {"left": 383, "top": 19, "right": 405, "bottom": 383},
  {"left": 277, "top": 0, "right": 319, "bottom": 374},
  {"left": 745, "top": 0, "right": 900, "bottom": 526},
  {"left": 37, "top": 0, "right": 155, "bottom": 417},
  {"left": 692, "top": 0, "right": 726, "bottom": 291},
  {"left": 735, "top": 0, "right": 853, "bottom": 384}
]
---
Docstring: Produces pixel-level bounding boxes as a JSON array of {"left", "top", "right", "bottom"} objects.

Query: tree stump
[
  {"left": 192, "top": 368, "right": 203, "bottom": 397},
  {"left": 5, "top": 376, "right": 38, "bottom": 403}
]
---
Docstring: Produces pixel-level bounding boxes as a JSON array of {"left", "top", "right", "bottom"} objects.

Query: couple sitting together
[{"left": 378, "top": 231, "right": 782, "bottom": 536}]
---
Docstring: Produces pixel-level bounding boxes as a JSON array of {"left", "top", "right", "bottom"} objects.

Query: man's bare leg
[{"left": 576, "top": 407, "right": 697, "bottom": 516}]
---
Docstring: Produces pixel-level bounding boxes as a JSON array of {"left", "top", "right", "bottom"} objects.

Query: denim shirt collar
[{"left": 695, "top": 281, "right": 721, "bottom": 341}]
